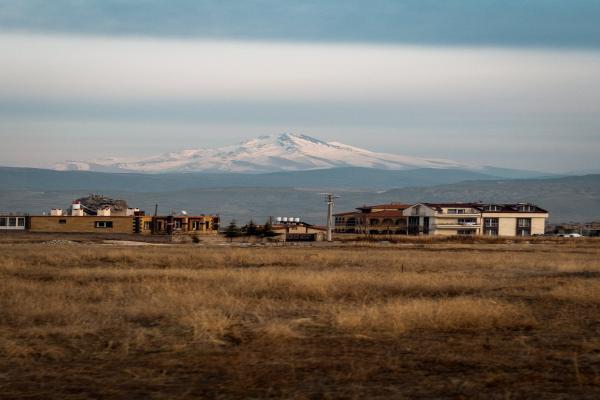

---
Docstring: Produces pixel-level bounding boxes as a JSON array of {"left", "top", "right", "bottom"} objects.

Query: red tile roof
[
  {"left": 336, "top": 210, "right": 406, "bottom": 218},
  {"left": 418, "top": 202, "right": 548, "bottom": 213},
  {"left": 361, "top": 210, "right": 406, "bottom": 218},
  {"left": 333, "top": 211, "right": 359, "bottom": 216},
  {"left": 357, "top": 203, "right": 411, "bottom": 210}
]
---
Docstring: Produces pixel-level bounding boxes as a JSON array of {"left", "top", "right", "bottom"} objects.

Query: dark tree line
[{"left": 224, "top": 219, "right": 277, "bottom": 240}]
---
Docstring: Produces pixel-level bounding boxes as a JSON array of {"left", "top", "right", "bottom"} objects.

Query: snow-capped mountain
[{"left": 54, "top": 133, "right": 472, "bottom": 173}]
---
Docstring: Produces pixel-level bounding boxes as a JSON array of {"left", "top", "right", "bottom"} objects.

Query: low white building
[{"left": 0, "top": 215, "right": 27, "bottom": 230}]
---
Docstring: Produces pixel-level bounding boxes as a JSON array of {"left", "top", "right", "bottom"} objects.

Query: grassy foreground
[{"left": 1, "top": 239, "right": 600, "bottom": 399}]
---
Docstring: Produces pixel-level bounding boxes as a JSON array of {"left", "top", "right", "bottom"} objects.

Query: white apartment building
[{"left": 402, "top": 203, "right": 548, "bottom": 236}]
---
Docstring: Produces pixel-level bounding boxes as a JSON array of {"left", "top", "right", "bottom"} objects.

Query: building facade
[
  {"left": 334, "top": 203, "right": 410, "bottom": 235},
  {"left": 271, "top": 222, "right": 326, "bottom": 241},
  {"left": 402, "top": 203, "right": 548, "bottom": 236},
  {"left": 27, "top": 215, "right": 219, "bottom": 235},
  {"left": 29, "top": 216, "right": 137, "bottom": 234},
  {"left": 480, "top": 204, "right": 547, "bottom": 237},
  {"left": 21, "top": 197, "right": 221, "bottom": 235},
  {"left": 142, "top": 215, "right": 219, "bottom": 235},
  {"left": 403, "top": 203, "right": 484, "bottom": 236}
]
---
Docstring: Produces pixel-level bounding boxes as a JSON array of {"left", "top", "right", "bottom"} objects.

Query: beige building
[
  {"left": 402, "top": 203, "right": 548, "bottom": 237},
  {"left": 480, "top": 204, "right": 548, "bottom": 237},
  {"left": 272, "top": 222, "right": 326, "bottom": 241}
]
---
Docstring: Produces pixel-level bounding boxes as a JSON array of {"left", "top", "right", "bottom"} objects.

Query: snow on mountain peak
[{"left": 54, "top": 133, "right": 472, "bottom": 173}]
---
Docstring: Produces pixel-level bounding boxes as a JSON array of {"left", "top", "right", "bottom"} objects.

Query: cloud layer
[
  {"left": 1, "top": 0, "right": 600, "bottom": 47},
  {"left": 0, "top": 33, "right": 599, "bottom": 172},
  {"left": 3, "top": 33, "right": 600, "bottom": 109}
]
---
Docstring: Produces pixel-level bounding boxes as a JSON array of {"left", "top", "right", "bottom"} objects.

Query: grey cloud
[{"left": 1, "top": 0, "right": 600, "bottom": 47}]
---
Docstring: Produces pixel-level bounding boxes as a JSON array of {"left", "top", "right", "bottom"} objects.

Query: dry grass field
[{"left": 1, "top": 236, "right": 600, "bottom": 399}]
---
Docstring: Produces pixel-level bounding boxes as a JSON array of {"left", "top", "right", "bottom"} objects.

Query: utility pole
[
  {"left": 152, "top": 203, "right": 158, "bottom": 234},
  {"left": 322, "top": 193, "right": 339, "bottom": 242}
]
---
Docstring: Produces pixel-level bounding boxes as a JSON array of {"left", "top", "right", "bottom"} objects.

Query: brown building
[
  {"left": 334, "top": 203, "right": 410, "bottom": 235},
  {"left": 143, "top": 215, "right": 219, "bottom": 235},
  {"left": 28, "top": 215, "right": 219, "bottom": 235},
  {"left": 29, "top": 216, "right": 136, "bottom": 234}
]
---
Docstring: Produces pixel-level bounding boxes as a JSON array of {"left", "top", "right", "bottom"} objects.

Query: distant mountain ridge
[
  {"left": 1, "top": 171, "right": 598, "bottom": 223},
  {"left": 0, "top": 166, "right": 546, "bottom": 192},
  {"left": 54, "top": 133, "right": 475, "bottom": 173}
]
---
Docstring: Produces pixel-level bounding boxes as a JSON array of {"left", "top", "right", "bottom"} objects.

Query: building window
[
  {"left": 518, "top": 205, "right": 534, "bottom": 212},
  {"left": 1, "top": 217, "right": 27, "bottom": 228},
  {"left": 484, "top": 218, "right": 499, "bottom": 228},
  {"left": 95, "top": 221, "right": 113, "bottom": 228},
  {"left": 483, "top": 218, "right": 499, "bottom": 235},
  {"left": 448, "top": 209, "right": 465, "bottom": 214},
  {"left": 407, "top": 216, "right": 419, "bottom": 235},
  {"left": 457, "top": 229, "right": 476, "bottom": 235},
  {"left": 483, "top": 205, "right": 501, "bottom": 211},
  {"left": 458, "top": 218, "right": 477, "bottom": 225},
  {"left": 143, "top": 221, "right": 151, "bottom": 230},
  {"left": 516, "top": 218, "right": 531, "bottom": 236},
  {"left": 192, "top": 221, "right": 204, "bottom": 230},
  {"left": 517, "top": 218, "right": 531, "bottom": 228}
]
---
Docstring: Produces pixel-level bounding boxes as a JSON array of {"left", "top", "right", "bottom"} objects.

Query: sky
[{"left": 1, "top": 0, "right": 600, "bottom": 172}]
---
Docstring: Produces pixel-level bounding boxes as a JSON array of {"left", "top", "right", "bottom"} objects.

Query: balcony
[
  {"left": 439, "top": 212, "right": 480, "bottom": 217},
  {"left": 365, "top": 224, "right": 407, "bottom": 229},
  {"left": 434, "top": 221, "right": 481, "bottom": 229}
]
